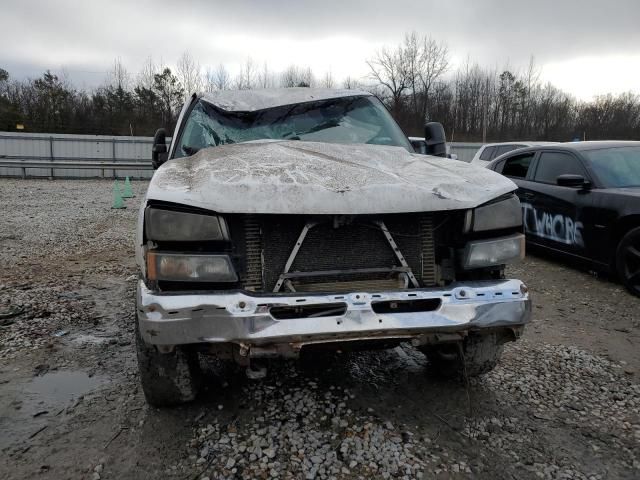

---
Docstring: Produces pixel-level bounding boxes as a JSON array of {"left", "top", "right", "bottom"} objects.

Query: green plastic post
[
  {"left": 122, "top": 176, "right": 134, "bottom": 198},
  {"left": 111, "top": 180, "right": 126, "bottom": 209}
]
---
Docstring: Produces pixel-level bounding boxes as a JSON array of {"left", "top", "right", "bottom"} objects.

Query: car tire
[
  {"left": 420, "top": 333, "right": 504, "bottom": 378},
  {"left": 616, "top": 226, "right": 640, "bottom": 297},
  {"left": 135, "top": 318, "right": 202, "bottom": 407}
]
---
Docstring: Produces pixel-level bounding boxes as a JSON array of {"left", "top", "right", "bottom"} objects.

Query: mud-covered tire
[
  {"left": 420, "top": 333, "right": 504, "bottom": 378},
  {"left": 135, "top": 320, "right": 202, "bottom": 407},
  {"left": 616, "top": 227, "right": 640, "bottom": 297}
]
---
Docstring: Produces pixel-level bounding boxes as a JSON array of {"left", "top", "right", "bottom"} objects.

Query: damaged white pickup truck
[{"left": 135, "top": 88, "right": 531, "bottom": 406}]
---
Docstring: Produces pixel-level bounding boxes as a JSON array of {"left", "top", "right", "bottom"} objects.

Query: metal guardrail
[
  {"left": 0, "top": 132, "right": 162, "bottom": 179},
  {"left": 0, "top": 158, "right": 152, "bottom": 179},
  {"left": 0, "top": 133, "right": 155, "bottom": 143}
]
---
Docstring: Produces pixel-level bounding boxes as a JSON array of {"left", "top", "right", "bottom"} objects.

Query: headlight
[
  {"left": 461, "top": 234, "right": 525, "bottom": 269},
  {"left": 145, "top": 207, "right": 229, "bottom": 241},
  {"left": 468, "top": 195, "right": 522, "bottom": 232},
  {"left": 147, "top": 252, "right": 238, "bottom": 282}
]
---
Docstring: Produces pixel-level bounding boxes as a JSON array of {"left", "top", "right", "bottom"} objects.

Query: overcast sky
[{"left": 1, "top": 0, "right": 639, "bottom": 100}]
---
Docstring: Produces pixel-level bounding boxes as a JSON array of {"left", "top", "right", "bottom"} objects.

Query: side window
[
  {"left": 479, "top": 146, "right": 495, "bottom": 160},
  {"left": 493, "top": 159, "right": 507, "bottom": 172},
  {"left": 534, "top": 152, "right": 586, "bottom": 184},
  {"left": 495, "top": 144, "right": 525, "bottom": 157},
  {"left": 502, "top": 153, "right": 535, "bottom": 178}
]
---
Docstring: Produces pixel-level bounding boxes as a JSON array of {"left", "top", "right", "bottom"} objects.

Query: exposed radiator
[
  {"left": 242, "top": 215, "right": 263, "bottom": 291},
  {"left": 240, "top": 213, "right": 436, "bottom": 293},
  {"left": 419, "top": 213, "right": 437, "bottom": 287}
]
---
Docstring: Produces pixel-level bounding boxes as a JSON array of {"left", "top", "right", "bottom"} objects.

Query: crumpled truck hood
[{"left": 147, "top": 140, "right": 516, "bottom": 214}]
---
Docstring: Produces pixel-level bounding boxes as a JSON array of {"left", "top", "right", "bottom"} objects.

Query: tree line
[{"left": 1, "top": 38, "right": 639, "bottom": 141}]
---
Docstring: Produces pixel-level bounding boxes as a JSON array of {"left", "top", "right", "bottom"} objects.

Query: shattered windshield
[{"left": 175, "top": 95, "right": 412, "bottom": 158}]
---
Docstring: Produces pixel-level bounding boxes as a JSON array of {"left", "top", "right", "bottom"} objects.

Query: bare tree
[
  {"left": 204, "top": 67, "right": 216, "bottom": 92},
  {"left": 205, "top": 64, "right": 230, "bottom": 91},
  {"left": 108, "top": 57, "right": 130, "bottom": 90},
  {"left": 257, "top": 62, "right": 276, "bottom": 89},
  {"left": 138, "top": 56, "right": 157, "bottom": 90},
  {"left": 280, "top": 65, "right": 298, "bottom": 87},
  {"left": 403, "top": 32, "right": 422, "bottom": 121},
  {"left": 280, "top": 65, "right": 314, "bottom": 88},
  {"left": 342, "top": 76, "right": 361, "bottom": 90},
  {"left": 367, "top": 33, "right": 448, "bottom": 123},
  {"left": 322, "top": 70, "right": 334, "bottom": 88},
  {"left": 235, "top": 58, "right": 257, "bottom": 90},
  {"left": 417, "top": 35, "right": 449, "bottom": 121},
  {"left": 301, "top": 67, "right": 314, "bottom": 87},
  {"left": 176, "top": 51, "right": 202, "bottom": 97},
  {"left": 366, "top": 45, "right": 409, "bottom": 113}
]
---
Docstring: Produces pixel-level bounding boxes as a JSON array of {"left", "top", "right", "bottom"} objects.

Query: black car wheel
[{"left": 616, "top": 227, "right": 640, "bottom": 297}]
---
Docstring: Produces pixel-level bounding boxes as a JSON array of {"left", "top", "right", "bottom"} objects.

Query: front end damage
[
  {"left": 137, "top": 205, "right": 530, "bottom": 366},
  {"left": 137, "top": 140, "right": 531, "bottom": 371},
  {"left": 138, "top": 278, "right": 530, "bottom": 363}
]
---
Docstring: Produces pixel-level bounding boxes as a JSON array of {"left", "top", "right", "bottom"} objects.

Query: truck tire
[
  {"left": 420, "top": 333, "right": 504, "bottom": 378},
  {"left": 616, "top": 227, "right": 640, "bottom": 297},
  {"left": 135, "top": 319, "right": 202, "bottom": 406}
]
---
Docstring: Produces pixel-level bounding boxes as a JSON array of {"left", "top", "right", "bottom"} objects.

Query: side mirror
[
  {"left": 152, "top": 128, "right": 168, "bottom": 169},
  {"left": 556, "top": 174, "right": 590, "bottom": 189},
  {"left": 424, "top": 122, "right": 447, "bottom": 157}
]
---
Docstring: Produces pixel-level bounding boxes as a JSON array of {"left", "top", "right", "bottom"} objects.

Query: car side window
[
  {"left": 479, "top": 146, "right": 495, "bottom": 160},
  {"left": 493, "top": 159, "right": 506, "bottom": 172},
  {"left": 495, "top": 144, "right": 520, "bottom": 157},
  {"left": 534, "top": 152, "right": 586, "bottom": 184},
  {"left": 502, "top": 153, "right": 535, "bottom": 178}
]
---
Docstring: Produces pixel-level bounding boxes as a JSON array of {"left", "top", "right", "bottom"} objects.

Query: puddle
[
  {"left": 0, "top": 370, "right": 108, "bottom": 449},
  {"left": 24, "top": 371, "right": 105, "bottom": 404}
]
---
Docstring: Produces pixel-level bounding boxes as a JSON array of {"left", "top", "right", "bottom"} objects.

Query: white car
[{"left": 471, "top": 142, "right": 558, "bottom": 167}]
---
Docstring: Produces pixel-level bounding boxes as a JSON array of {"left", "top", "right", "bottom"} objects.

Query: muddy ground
[{"left": 0, "top": 179, "right": 638, "bottom": 480}]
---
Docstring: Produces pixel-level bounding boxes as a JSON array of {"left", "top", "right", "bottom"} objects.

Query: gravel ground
[
  {"left": 0, "top": 179, "right": 639, "bottom": 480},
  {"left": 0, "top": 180, "right": 137, "bottom": 358},
  {"left": 173, "top": 341, "right": 639, "bottom": 480}
]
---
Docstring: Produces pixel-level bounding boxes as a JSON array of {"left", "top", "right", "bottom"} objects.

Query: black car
[{"left": 486, "top": 141, "right": 640, "bottom": 296}]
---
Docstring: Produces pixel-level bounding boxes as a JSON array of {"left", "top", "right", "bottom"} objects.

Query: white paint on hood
[{"left": 147, "top": 140, "right": 516, "bottom": 214}]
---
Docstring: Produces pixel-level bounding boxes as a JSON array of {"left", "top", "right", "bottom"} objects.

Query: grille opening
[
  {"left": 270, "top": 303, "right": 347, "bottom": 320},
  {"left": 241, "top": 213, "right": 438, "bottom": 292},
  {"left": 371, "top": 298, "right": 441, "bottom": 314}
]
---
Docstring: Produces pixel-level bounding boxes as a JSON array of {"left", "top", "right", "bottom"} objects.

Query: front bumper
[{"left": 137, "top": 279, "right": 531, "bottom": 348}]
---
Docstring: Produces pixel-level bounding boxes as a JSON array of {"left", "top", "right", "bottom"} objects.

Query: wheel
[
  {"left": 420, "top": 333, "right": 504, "bottom": 378},
  {"left": 135, "top": 318, "right": 202, "bottom": 406},
  {"left": 616, "top": 227, "right": 640, "bottom": 297}
]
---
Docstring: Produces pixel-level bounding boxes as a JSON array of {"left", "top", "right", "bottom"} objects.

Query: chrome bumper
[{"left": 137, "top": 279, "right": 531, "bottom": 348}]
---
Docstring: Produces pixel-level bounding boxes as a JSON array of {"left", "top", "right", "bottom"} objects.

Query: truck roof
[{"left": 199, "top": 87, "right": 372, "bottom": 113}]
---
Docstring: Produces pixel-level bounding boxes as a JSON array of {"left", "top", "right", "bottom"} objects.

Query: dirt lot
[{"left": 0, "top": 179, "right": 639, "bottom": 480}]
